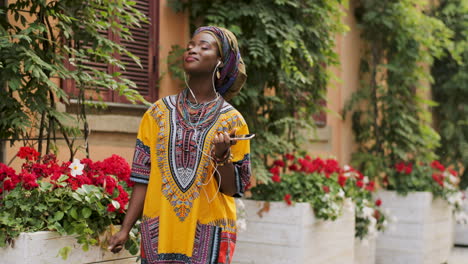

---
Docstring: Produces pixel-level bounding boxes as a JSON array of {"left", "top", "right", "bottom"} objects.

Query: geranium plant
[
  {"left": 249, "top": 153, "right": 388, "bottom": 239},
  {"left": 340, "top": 165, "right": 388, "bottom": 240},
  {"left": 0, "top": 147, "right": 139, "bottom": 256},
  {"left": 384, "top": 159, "right": 467, "bottom": 223}
]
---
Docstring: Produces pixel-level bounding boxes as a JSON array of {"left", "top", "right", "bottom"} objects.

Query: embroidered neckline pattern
[{"left": 151, "top": 95, "right": 231, "bottom": 221}]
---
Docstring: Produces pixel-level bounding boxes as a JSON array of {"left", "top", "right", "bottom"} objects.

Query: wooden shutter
[
  {"left": 63, "top": 0, "right": 159, "bottom": 104},
  {"left": 114, "top": 0, "right": 158, "bottom": 103}
]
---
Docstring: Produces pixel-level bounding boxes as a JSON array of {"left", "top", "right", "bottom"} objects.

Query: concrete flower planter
[
  {"left": 0, "top": 231, "right": 137, "bottom": 264},
  {"left": 376, "top": 190, "right": 453, "bottom": 264},
  {"left": 233, "top": 200, "right": 355, "bottom": 264},
  {"left": 454, "top": 190, "right": 468, "bottom": 246},
  {"left": 355, "top": 236, "right": 376, "bottom": 264}
]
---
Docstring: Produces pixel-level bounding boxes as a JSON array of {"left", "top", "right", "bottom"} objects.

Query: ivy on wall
[
  {"left": 169, "top": 0, "right": 348, "bottom": 181},
  {"left": 343, "top": 0, "right": 453, "bottom": 191},
  {"left": 431, "top": 0, "right": 468, "bottom": 188}
]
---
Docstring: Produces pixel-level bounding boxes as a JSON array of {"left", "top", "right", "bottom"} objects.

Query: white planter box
[
  {"left": 233, "top": 200, "right": 355, "bottom": 264},
  {"left": 454, "top": 190, "right": 468, "bottom": 245},
  {"left": 0, "top": 231, "right": 137, "bottom": 264},
  {"left": 355, "top": 236, "right": 376, "bottom": 264},
  {"left": 376, "top": 190, "right": 453, "bottom": 264}
]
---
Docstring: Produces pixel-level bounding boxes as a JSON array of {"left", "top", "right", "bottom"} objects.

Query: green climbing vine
[
  {"left": 343, "top": 0, "right": 453, "bottom": 192},
  {"left": 431, "top": 0, "right": 468, "bottom": 188}
]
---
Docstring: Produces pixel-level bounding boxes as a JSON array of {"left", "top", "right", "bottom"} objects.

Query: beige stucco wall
[
  {"left": 308, "top": 0, "right": 362, "bottom": 166},
  {"left": 5, "top": 0, "right": 361, "bottom": 170}
]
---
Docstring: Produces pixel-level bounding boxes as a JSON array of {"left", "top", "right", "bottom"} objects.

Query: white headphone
[{"left": 216, "top": 61, "right": 221, "bottom": 67}]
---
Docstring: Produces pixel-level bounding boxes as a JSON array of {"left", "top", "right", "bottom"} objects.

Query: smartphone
[{"left": 230, "top": 133, "right": 255, "bottom": 140}]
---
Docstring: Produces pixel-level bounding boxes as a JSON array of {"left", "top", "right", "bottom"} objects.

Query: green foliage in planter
[
  {"left": 0, "top": 150, "right": 139, "bottom": 255},
  {"left": 168, "top": 0, "right": 348, "bottom": 182},
  {"left": 431, "top": 0, "right": 468, "bottom": 189},
  {"left": 0, "top": 0, "right": 149, "bottom": 158},
  {"left": 343, "top": 0, "right": 453, "bottom": 191},
  {"left": 249, "top": 156, "right": 348, "bottom": 221},
  {"left": 249, "top": 154, "right": 389, "bottom": 239}
]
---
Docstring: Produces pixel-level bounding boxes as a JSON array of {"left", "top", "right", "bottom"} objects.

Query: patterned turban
[{"left": 193, "top": 26, "right": 247, "bottom": 101}]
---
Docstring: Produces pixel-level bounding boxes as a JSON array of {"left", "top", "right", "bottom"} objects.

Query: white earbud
[{"left": 216, "top": 61, "right": 221, "bottom": 67}]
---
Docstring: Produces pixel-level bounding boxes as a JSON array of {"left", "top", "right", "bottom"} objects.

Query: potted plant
[
  {"left": 339, "top": 165, "right": 388, "bottom": 264},
  {"left": 0, "top": 147, "right": 139, "bottom": 263},
  {"left": 374, "top": 160, "right": 466, "bottom": 264},
  {"left": 234, "top": 154, "right": 373, "bottom": 264}
]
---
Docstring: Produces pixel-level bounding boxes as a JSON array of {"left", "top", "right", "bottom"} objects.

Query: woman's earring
[{"left": 216, "top": 61, "right": 221, "bottom": 79}]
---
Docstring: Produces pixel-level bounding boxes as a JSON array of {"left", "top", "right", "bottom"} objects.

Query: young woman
[{"left": 108, "top": 26, "right": 251, "bottom": 264}]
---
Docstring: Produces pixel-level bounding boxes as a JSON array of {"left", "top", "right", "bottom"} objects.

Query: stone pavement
[{"left": 448, "top": 246, "right": 468, "bottom": 264}]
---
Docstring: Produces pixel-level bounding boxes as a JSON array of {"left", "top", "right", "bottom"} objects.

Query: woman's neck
[{"left": 186, "top": 74, "right": 218, "bottom": 103}]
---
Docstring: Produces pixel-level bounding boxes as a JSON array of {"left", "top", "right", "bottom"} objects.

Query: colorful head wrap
[{"left": 193, "top": 26, "right": 247, "bottom": 100}]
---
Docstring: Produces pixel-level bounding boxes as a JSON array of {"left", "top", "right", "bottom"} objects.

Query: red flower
[
  {"left": 3, "top": 179, "right": 16, "bottom": 191},
  {"left": 271, "top": 174, "right": 281, "bottom": 183},
  {"left": 356, "top": 180, "right": 364, "bottom": 188},
  {"left": 375, "top": 199, "right": 382, "bottom": 207},
  {"left": 431, "top": 160, "right": 445, "bottom": 172},
  {"left": 365, "top": 181, "right": 375, "bottom": 192},
  {"left": 395, "top": 162, "right": 406, "bottom": 173},
  {"left": 269, "top": 166, "right": 280, "bottom": 175},
  {"left": 284, "top": 194, "right": 292, "bottom": 205},
  {"left": 404, "top": 163, "right": 413, "bottom": 175},
  {"left": 322, "top": 185, "right": 330, "bottom": 193},
  {"left": 101, "top": 155, "right": 131, "bottom": 182},
  {"left": 305, "top": 155, "right": 312, "bottom": 161},
  {"left": 338, "top": 175, "right": 347, "bottom": 187},
  {"left": 273, "top": 160, "right": 285, "bottom": 167},
  {"left": 324, "top": 159, "right": 340, "bottom": 177},
  {"left": 16, "top": 147, "right": 40, "bottom": 161},
  {"left": 0, "top": 163, "right": 17, "bottom": 181},
  {"left": 448, "top": 169, "right": 458, "bottom": 177},
  {"left": 432, "top": 173, "right": 444, "bottom": 187},
  {"left": 284, "top": 153, "right": 295, "bottom": 161},
  {"left": 374, "top": 210, "right": 380, "bottom": 219},
  {"left": 0, "top": 188, "right": 3, "bottom": 194},
  {"left": 103, "top": 176, "right": 117, "bottom": 195},
  {"left": 288, "top": 164, "right": 299, "bottom": 171},
  {"left": 356, "top": 171, "right": 364, "bottom": 180},
  {"left": 107, "top": 203, "right": 117, "bottom": 212}
]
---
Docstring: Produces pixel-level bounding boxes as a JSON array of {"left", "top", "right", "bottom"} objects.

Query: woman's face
[{"left": 183, "top": 32, "right": 221, "bottom": 75}]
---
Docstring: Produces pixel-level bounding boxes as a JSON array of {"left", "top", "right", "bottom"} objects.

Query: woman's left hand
[{"left": 213, "top": 129, "right": 237, "bottom": 159}]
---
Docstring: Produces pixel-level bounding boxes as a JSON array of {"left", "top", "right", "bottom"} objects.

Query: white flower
[
  {"left": 338, "top": 189, "right": 345, "bottom": 198},
  {"left": 344, "top": 165, "right": 351, "bottom": 171},
  {"left": 448, "top": 192, "right": 464, "bottom": 207},
  {"left": 364, "top": 176, "right": 369, "bottom": 184},
  {"left": 449, "top": 174, "right": 459, "bottom": 185},
  {"left": 69, "top": 158, "right": 84, "bottom": 177},
  {"left": 362, "top": 206, "right": 374, "bottom": 219}
]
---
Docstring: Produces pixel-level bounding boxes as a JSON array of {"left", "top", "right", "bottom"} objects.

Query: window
[{"left": 63, "top": 0, "right": 159, "bottom": 104}]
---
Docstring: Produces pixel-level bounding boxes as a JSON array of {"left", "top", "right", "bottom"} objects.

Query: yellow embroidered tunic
[{"left": 130, "top": 93, "right": 251, "bottom": 264}]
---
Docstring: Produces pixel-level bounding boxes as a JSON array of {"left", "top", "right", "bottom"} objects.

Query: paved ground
[{"left": 448, "top": 246, "right": 468, "bottom": 264}]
